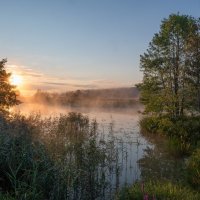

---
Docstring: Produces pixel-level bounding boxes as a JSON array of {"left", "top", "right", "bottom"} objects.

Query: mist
[{"left": 14, "top": 87, "right": 142, "bottom": 117}]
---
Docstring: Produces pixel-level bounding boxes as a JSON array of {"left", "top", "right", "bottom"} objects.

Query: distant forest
[{"left": 31, "top": 87, "right": 139, "bottom": 108}]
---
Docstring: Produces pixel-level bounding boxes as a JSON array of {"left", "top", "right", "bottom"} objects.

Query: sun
[{"left": 10, "top": 74, "right": 23, "bottom": 86}]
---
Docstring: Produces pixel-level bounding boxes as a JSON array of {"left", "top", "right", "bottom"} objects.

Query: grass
[
  {"left": 116, "top": 181, "right": 200, "bottom": 200},
  {"left": 0, "top": 117, "right": 57, "bottom": 199},
  {"left": 0, "top": 193, "right": 15, "bottom": 200},
  {"left": 0, "top": 112, "right": 122, "bottom": 199},
  {"left": 186, "top": 148, "right": 200, "bottom": 190}
]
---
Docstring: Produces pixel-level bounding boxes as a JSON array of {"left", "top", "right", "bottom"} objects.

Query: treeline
[{"left": 31, "top": 87, "right": 139, "bottom": 108}]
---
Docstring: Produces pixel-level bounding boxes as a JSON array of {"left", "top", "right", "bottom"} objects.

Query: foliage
[
  {"left": 0, "top": 114, "right": 56, "bottom": 199},
  {"left": 186, "top": 148, "right": 200, "bottom": 189},
  {"left": 138, "top": 14, "right": 200, "bottom": 118},
  {"left": 137, "top": 13, "right": 200, "bottom": 195},
  {"left": 0, "top": 193, "right": 15, "bottom": 200},
  {"left": 140, "top": 115, "right": 200, "bottom": 156},
  {"left": 0, "top": 59, "right": 20, "bottom": 113},
  {"left": 140, "top": 116, "right": 200, "bottom": 141},
  {"left": 116, "top": 181, "right": 200, "bottom": 200},
  {"left": 139, "top": 116, "right": 160, "bottom": 134}
]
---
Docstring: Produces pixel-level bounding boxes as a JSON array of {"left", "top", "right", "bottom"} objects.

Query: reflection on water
[{"left": 138, "top": 134, "right": 186, "bottom": 183}]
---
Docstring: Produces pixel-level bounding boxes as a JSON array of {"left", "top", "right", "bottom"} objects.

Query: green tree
[
  {"left": 186, "top": 19, "right": 200, "bottom": 112},
  {"left": 138, "top": 14, "right": 200, "bottom": 118},
  {"left": 0, "top": 59, "right": 20, "bottom": 112}
]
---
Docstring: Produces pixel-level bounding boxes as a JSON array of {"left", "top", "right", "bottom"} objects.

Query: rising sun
[{"left": 9, "top": 74, "right": 23, "bottom": 86}]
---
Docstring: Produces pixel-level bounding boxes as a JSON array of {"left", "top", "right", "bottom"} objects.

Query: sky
[{"left": 0, "top": 0, "right": 199, "bottom": 95}]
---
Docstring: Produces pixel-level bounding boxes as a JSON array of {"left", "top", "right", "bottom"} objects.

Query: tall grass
[
  {"left": 0, "top": 112, "right": 130, "bottom": 199},
  {"left": 0, "top": 113, "right": 58, "bottom": 199},
  {"left": 116, "top": 181, "right": 200, "bottom": 200},
  {"left": 186, "top": 148, "right": 200, "bottom": 190}
]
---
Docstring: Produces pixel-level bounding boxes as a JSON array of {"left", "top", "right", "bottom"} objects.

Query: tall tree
[
  {"left": 0, "top": 59, "right": 20, "bottom": 112},
  {"left": 138, "top": 14, "right": 200, "bottom": 118},
  {"left": 186, "top": 19, "right": 200, "bottom": 112}
]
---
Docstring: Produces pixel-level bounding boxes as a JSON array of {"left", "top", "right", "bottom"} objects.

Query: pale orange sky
[{"left": 6, "top": 64, "right": 130, "bottom": 96}]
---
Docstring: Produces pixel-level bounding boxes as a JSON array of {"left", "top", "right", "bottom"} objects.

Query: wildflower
[
  {"left": 141, "top": 182, "right": 144, "bottom": 193},
  {"left": 144, "top": 194, "right": 148, "bottom": 200}
]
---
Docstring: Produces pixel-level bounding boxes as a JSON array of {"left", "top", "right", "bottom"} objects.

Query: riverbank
[{"left": 116, "top": 115, "right": 200, "bottom": 199}]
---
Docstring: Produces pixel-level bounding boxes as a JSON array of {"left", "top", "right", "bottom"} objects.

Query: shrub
[
  {"left": 139, "top": 116, "right": 160, "bottom": 134},
  {"left": 140, "top": 116, "right": 200, "bottom": 156},
  {"left": 116, "top": 181, "right": 200, "bottom": 200},
  {"left": 186, "top": 148, "right": 200, "bottom": 189}
]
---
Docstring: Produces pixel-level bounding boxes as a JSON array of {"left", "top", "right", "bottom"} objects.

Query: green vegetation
[
  {"left": 140, "top": 116, "right": 200, "bottom": 156},
  {"left": 0, "top": 112, "right": 123, "bottom": 199},
  {"left": 0, "top": 193, "right": 14, "bottom": 200},
  {"left": 135, "top": 11, "right": 200, "bottom": 162},
  {"left": 187, "top": 148, "right": 200, "bottom": 189},
  {"left": 138, "top": 13, "right": 200, "bottom": 169},
  {"left": 118, "top": 13, "right": 200, "bottom": 199},
  {"left": 137, "top": 14, "right": 200, "bottom": 117},
  {"left": 0, "top": 59, "right": 20, "bottom": 113},
  {"left": 117, "top": 181, "right": 200, "bottom": 200}
]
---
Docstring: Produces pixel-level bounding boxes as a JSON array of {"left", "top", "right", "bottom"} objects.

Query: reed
[{"left": 0, "top": 112, "right": 130, "bottom": 199}]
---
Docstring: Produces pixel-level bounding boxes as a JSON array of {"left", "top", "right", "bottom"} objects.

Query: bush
[
  {"left": 167, "top": 136, "right": 191, "bottom": 157},
  {"left": 139, "top": 116, "right": 160, "bottom": 134},
  {"left": 187, "top": 148, "right": 200, "bottom": 189},
  {"left": 116, "top": 181, "right": 200, "bottom": 200},
  {"left": 140, "top": 116, "right": 200, "bottom": 156}
]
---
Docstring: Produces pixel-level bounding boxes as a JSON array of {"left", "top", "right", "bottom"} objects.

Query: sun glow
[{"left": 10, "top": 74, "right": 23, "bottom": 87}]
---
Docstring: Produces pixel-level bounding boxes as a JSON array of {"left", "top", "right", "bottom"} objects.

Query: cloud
[
  {"left": 7, "top": 65, "right": 44, "bottom": 78},
  {"left": 6, "top": 64, "right": 128, "bottom": 96},
  {"left": 42, "top": 81, "right": 98, "bottom": 89}
]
